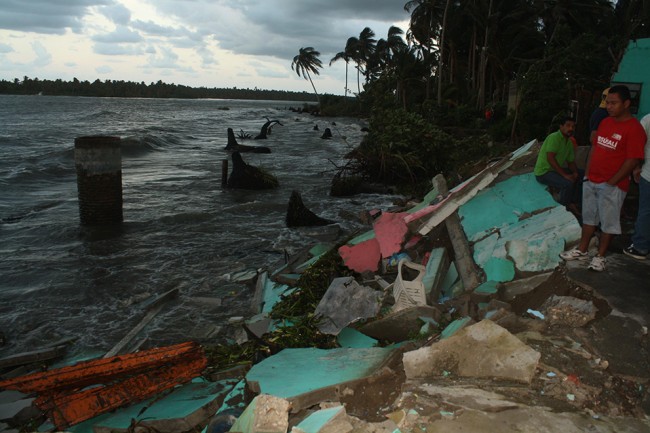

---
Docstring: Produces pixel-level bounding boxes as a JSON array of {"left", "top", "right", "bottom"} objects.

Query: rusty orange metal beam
[
  {"left": 35, "top": 352, "right": 207, "bottom": 430},
  {"left": 0, "top": 341, "right": 201, "bottom": 394}
]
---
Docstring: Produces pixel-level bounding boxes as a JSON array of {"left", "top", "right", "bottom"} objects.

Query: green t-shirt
[{"left": 533, "top": 130, "right": 575, "bottom": 176}]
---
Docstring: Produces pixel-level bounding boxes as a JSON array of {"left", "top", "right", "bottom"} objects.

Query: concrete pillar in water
[{"left": 74, "top": 136, "right": 123, "bottom": 225}]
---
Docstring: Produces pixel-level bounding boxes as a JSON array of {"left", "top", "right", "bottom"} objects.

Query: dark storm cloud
[
  {"left": 153, "top": 0, "right": 409, "bottom": 59},
  {"left": 222, "top": 0, "right": 408, "bottom": 57},
  {"left": 0, "top": 0, "right": 113, "bottom": 34}
]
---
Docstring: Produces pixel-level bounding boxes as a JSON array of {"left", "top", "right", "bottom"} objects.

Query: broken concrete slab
[
  {"left": 540, "top": 295, "right": 597, "bottom": 327},
  {"left": 459, "top": 173, "right": 558, "bottom": 242},
  {"left": 254, "top": 272, "right": 296, "bottom": 315},
  {"left": 566, "top": 254, "right": 650, "bottom": 328},
  {"left": 337, "top": 328, "right": 378, "bottom": 349},
  {"left": 499, "top": 272, "right": 553, "bottom": 302},
  {"left": 440, "top": 317, "right": 475, "bottom": 339},
  {"left": 357, "top": 306, "right": 443, "bottom": 343},
  {"left": 87, "top": 377, "right": 239, "bottom": 433},
  {"left": 291, "top": 405, "right": 353, "bottom": 433},
  {"left": 471, "top": 205, "right": 581, "bottom": 282},
  {"left": 245, "top": 347, "right": 395, "bottom": 411},
  {"left": 229, "top": 394, "right": 290, "bottom": 433},
  {"left": 406, "top": 398, "right": 650, "bottom": 432},
  {"left": 471, "top": 281, "right": 500, "bottom": 304},
  {"left": 403, "top": 320, "right": 541, "bottom": 384},
  {"left": 422, "top": 248, "right": 449, "bottom": 303},
  {"left": 314, "top": 277, "right": 382, "bottom": 335}
]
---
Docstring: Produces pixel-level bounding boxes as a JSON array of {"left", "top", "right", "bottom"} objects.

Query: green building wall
[{"left": 612, "top": 38, "right": 650, "bottom": 119}]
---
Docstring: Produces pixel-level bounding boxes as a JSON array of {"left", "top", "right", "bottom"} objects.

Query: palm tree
[
  {"left": 330, "top": 37, "right": 357, "bottom": 98},
  {"left": 357, "top": 27, "right": 377, "bottom": 88},
  {"left": 291, "top": 47, "right": 323, "bottom": 106}
]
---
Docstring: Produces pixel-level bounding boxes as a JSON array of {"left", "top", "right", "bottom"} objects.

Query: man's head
[
  {"left": 606, "top": 85, "right": 632, "bottom": 119},
  {"left": 599, "top": 87, "right": 610, "bottom": 108},
  {"left": 558, "top": 116, "right": 576, "bottom": 137}
]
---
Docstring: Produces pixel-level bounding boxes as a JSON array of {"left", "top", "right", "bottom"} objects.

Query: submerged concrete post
[{"left": 74, "top": 136, "right": 123, "bottom": 226}]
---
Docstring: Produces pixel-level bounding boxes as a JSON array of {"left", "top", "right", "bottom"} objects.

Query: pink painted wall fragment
[
  {"left": 338, "top": 238, "right": 381, "bottom": 273},
  {"left": 373, "top": 212, "right": 409, "bottom": 258}
]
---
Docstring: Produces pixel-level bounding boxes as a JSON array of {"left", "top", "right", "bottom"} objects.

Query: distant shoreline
[{"left": 0, "top": 77, "right": 321, "bottom": 102}]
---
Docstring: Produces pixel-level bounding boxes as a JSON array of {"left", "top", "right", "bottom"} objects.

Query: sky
[{"left": 0, "top": 0, "right": 411, "bottom": 95}]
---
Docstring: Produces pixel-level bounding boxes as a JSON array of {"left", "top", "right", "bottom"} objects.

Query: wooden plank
[
  {"left": 431, "top": 174, "right": 482, "bottom": 291},
  {"left": 0, "top": 345, "right": 68, "bottom": 370},
  {"left": 104, "top": 288, "right": 179, "bottom": 358},
  {"left": 0, "top": 342, "right": 200, "bottom": 393}
]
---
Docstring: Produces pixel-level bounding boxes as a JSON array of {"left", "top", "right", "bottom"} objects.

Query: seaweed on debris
[
  {"left": 205, "top": 247, "right": 353, "bottom": 371},
  {"left": 269, "top": 247, "right": 353, "bottom": 321}
]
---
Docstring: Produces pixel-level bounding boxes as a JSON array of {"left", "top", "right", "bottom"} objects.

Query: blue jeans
[
  {"left": 536, "top": 170, "right": 584, "bottom": 206},
  {"left": 631, "top": 176, "right": 650, "bottom": 253}
]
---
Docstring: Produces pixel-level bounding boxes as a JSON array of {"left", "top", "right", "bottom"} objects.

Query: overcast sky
[{"left": 0, "top": 0, "right": 410, "bottom": 95}]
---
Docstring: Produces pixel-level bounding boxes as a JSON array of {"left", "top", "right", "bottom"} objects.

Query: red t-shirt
[{"left": 589, "top": 116, "right": 646, "bottom": 191}]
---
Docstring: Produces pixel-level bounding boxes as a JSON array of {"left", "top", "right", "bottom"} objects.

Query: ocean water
[{"left": 0, "top": 95, "right": 397, "bottom": 360}]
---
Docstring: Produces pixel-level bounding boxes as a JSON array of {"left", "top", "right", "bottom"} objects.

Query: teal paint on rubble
[
  {"left": 474, "top": 281, "right": 499, "bottom": 295},
  {"left": 422, "top": 248, "right": 446, "bottom": 294},
  {"left": 440, "top": 262, "right": 459, "bottom": 297},
  {"left": 440, "top": 317, "right": 473, "bottom": 339},
  {"left": 245, "top": 347, "right": 394, "bottom": 399},
  {"left": 482, "top": 257, "right": 516, "bottom": 282},
  {"left": 68, "top": 378, "right": 238, "bottom": 432},
  {"left": 294, "top": 406, "right": 345, "bottom": 433},
  {"left": 472, "top": 205, "right": 581, "bottom": 281},
  {"left": 458, "top": 173, "right": 557, "bottom": 242},
  {"left": 348, "top": 229, "right": 376, "bottom": 245},
  {"left": 262, "top": 277, "right": 295, "bottom": 314},
  {"left": 337, "top": 327, "right": 378, "bottom": 348}
]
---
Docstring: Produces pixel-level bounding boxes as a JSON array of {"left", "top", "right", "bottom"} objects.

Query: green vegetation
[{"left": 304, "top": 0, "right": 650, "bottom": 192}]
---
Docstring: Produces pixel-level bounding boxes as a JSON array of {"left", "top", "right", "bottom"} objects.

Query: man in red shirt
[{"left": 560, "top": 85, "right": 646, "bottom": 271}]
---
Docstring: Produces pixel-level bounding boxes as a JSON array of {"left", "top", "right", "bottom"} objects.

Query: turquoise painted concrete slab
[
  {"left": 69, "top": 378, "right": 238, "bottom": 432},
  {"left": 472, "top": 206, "right": 581, "bottom": 281},
  {"left": 422, "top": 248, "right": 446, "bottom": 294},
  {"left": 440, "top": 262, "right": 458, "bottom": 294},
  {"left": 337, "top": 327, "right": 378, "bottom": 348},
  {"left": 482, "top": 257, "right": 516, "bottom": 282},
  {"left": 474, "top": 281, "right": 499, "bottom": 295},
  {"left": 294, "top": 406, "right": 344, "bottom": 433},
  {"left": 262, "top": 277, "right": 295, "bottom": 314},
  {"left": 458, "top": 173, "right": 557, "bottom": 242},
  {"left": 245, "top": 347, "right": 394, "bottom": 399},
  {"left": 441, "top": 317, "right": 473, "bottom": 339}
]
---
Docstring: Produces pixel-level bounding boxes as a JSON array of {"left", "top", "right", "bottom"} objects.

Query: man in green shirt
[{"left": 534, "top": 116, "right": 583, "bottom": 213}]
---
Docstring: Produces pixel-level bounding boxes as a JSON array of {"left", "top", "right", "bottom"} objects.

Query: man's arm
[
  {"left": 546, "top": 152, "right": 577, "bottom": 181},
  {"left": 607, "top": 158, "right": 643, "bottom": 186}
]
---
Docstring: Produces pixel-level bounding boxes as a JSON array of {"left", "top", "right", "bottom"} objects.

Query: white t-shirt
[{"left": 641, "top": 114, "right": 650, "bottom": 182}]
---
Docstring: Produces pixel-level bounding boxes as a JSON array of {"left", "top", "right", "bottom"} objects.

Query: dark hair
[
  {"left": 608, "top": 84, "right": 632, "bottom": 102},
  {"left": 559, "top": 116, "right": 576, "bottom": 126}
]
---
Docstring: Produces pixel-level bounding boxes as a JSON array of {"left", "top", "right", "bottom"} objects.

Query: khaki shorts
[{"left": 582, "top": 181, "right": 627, "bottom": 234}]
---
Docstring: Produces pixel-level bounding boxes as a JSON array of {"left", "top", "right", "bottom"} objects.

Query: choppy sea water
[{"left": 0, "top": 95, "right": 398, "bottom": 360}]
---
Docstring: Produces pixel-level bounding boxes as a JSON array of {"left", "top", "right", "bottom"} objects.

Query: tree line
[{"left": 0, "top": 77, "right": 318, "bottom": 102}]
